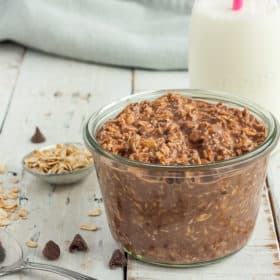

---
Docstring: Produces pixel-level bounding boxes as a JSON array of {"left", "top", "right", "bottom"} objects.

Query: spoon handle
[{"left": 22, "top": 260, "right": 98, "bottom": 280}]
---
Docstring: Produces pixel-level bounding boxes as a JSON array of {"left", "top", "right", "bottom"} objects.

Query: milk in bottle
[{"left": 189, "top": 0, "right": 280, "bottom": 121}]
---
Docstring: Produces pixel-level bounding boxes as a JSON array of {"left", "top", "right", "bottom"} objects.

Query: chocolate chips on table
[
  {"left": 69, "top": 234, "right": 88, "bottom": 253},
  {"left": 31, "top": 127, "right": 46, "bottom": 144},
  {"left": 43, "top": 241, "right": 60, "bottom": 260},
  {"left": 109, "top": 249, "right": 127, "bottom": 269}
]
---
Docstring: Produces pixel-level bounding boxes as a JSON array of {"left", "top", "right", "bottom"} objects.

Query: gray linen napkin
[{"left": 0, "top": 0, "right": 193, "bottom": 69}]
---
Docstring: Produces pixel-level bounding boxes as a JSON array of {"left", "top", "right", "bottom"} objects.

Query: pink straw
[{"left": 232, "top": 0, "right": 243, "bottom": 11}]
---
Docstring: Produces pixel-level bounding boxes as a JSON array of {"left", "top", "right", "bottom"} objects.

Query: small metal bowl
[{"left": 22, "top": 143, "right": 94, "bottom": 185}]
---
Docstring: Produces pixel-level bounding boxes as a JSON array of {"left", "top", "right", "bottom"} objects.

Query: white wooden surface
[
  {"left": 268, "top": 151, "right": 280, "bottom": 236},
  {"left": 0, "top": 44, "right": 279, "bottom": 280},
  {"left": 0, "top": 44, "right": 24, "bottom": 131},
  {"left": 0, "top": 48, "right": 131, "bottom": 280}
]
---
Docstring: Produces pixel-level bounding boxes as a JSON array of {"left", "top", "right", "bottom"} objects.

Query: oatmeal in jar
[
  {"left": 97, "top": 93, "right": 266, "bottom": 165},
  {"left": 84, "top": 90, "right": 279, "bottom": 266}
]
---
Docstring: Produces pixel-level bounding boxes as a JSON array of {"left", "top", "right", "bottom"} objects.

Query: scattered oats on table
[
  {"left": 24, "top": 144, "right": 93, "bottom": 174},
  {"left": 0, "top": 219, "right": 10, "bottom": 227},
  {"left": 4, "top": 202, "right": 18, "bottom": 210},
  {"left": 10, "top": 187, "right": 20, "bottom": 193},
  {"left": 9, "top": 178, "right": 20, "bottom": 184},
  {"left": 26, "top": 240, "right": 38, "bottom": 248},
  {"left": 0, "top": 183, "right": 28, "bottom": 227},
  {"left": 88, "top": 209, "right": 102, "bottom": 217},
  {"left": 80, "top": 224, "right": 98, "bottom": 231},
  {"left": 0, "top": 209, "right": 8, "bottom": 219},
  {"left": 18, "top": 208, "right": 28, "bottom": 219},
  {"left": 6, "top": 192, "right": 18, "bottom": 199},
  {"left": 0, "top": 164, "right": 7, "bottom": 174}
]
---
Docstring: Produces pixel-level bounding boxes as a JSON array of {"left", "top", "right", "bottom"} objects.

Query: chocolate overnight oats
[
  {"left": 84, "top": 90, "right": 279, "bottom": 266},
  {"left": 97, "top": 93, "right": 266, "bottom": 164}
]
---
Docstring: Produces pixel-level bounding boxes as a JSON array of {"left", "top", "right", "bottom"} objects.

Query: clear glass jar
[{"left": 84, "top": 89, "right": 279, "bottom": 267}]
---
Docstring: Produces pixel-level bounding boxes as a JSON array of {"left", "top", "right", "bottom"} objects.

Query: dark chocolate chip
[
  {"left": 31, "top": 127, "right": 46, "bottom": 144},
  {"left": 69, "top": 234, "right": 88, "bottom": 253},
  {"left": 0, "top": 242, "right": 6, "bottom": 263},
  {"left": 42, "top": 240, "right": 60, "bottom": 260},
  {"left": 109, "top": 249, "right": 127, "bottom": 269}
]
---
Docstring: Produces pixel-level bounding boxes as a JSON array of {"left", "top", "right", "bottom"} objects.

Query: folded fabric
[{"left": 0, "top": 0, "right": 193, "bottom": 70}]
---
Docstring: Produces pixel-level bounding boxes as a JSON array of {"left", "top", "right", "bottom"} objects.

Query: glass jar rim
[{"left": 84, "top": 89, "right": 280, "bottom": 171}]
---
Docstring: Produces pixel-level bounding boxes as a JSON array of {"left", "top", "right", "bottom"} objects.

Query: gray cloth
[{"left": 0, "top": 0, "right": 193, "bottom": 70}]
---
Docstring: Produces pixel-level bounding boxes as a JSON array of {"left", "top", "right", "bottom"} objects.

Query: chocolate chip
[
  {"left": 31, "top": 127, "right": 46, "bottom": 144},
  {"left": 0, "top": 242, "right": 6, "bottom": 263},
  {"left": 69, "top": 234, "right": 88, "bottom": 253},
  {"left": 109, "top": 249, "right": 127, "bottom": 269},
  {"left": 42, "top": 241, "right": 60, "bottom": 260}
]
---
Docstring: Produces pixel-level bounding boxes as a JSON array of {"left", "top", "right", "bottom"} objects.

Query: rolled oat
[
  {"left": 88, "top": 209, "right": 102, "bottom": 217},
  {"left": 26, "top": 240, "right": 38, "bottom": 248},
  {"left": 0, "top": 219, "right": 10, "bottom": 227},
  {"left": 18, "top": 209, "right": 28, "bottom": 219},
  {"left": 0, "top": 165, "right": 6, "bottom": 174},
  {"left": 6, "top": 192, "right": 18, "bottom": 200},
  {"left": 80, "top": 224, "right": 98, "bottom": 231}
]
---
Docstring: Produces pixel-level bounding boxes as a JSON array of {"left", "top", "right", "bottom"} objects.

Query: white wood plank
[
  {"left": 127, "top": 188, "right": 280, "bottom": 280},
  {"left": 133, "top": 70, "right": 189, "bottom": 93},
  {"left": 268, "top": 150, "right": 280, "bottom": 234},
  {"left": 0, "top": 50, "right": 131, "bottom": 279},
  {"left": 0, "top": 43, "right": 24, "bottom": 129}
]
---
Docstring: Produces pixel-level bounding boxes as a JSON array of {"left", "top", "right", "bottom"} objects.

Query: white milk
[{"left": 189, "top": 0, "right": 280, "bottom": 121}]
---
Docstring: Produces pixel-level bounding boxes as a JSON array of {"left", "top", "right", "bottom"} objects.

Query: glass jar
[{"left": 84, "top": 89, "right": 279, "bottom": 267}]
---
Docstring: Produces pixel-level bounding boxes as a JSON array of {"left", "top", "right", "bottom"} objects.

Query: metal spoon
[{"left": 0, "top": 230, "right": 97, "bottom": 279}]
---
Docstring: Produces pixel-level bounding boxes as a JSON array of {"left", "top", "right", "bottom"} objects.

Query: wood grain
[
  {"left": 0, "top": 43, "right": 25, "bottom": 133},
  {"left": 268, "top": 151, "right": 280, "bottom": 236}
]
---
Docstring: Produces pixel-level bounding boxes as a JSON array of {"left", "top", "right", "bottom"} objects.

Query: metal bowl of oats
[{"left": 23, "top": 143, "right": 94, "bottom": 185}]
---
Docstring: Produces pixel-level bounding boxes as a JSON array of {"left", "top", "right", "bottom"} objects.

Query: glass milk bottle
[{"left": 189, "top": 0, "right": 280, "bottom": 121}]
